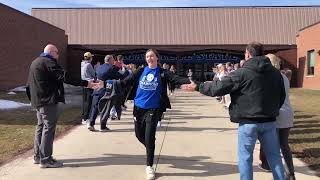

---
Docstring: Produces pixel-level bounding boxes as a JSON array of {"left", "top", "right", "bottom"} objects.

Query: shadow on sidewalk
[
  {"left": 100, "top": 126, "right": 237, "bottom": 133},
  {"left": 172, "top": 103, "right": 207, "bottom": 106},
  {"left": 169, "top": 115, "right": 230, "bottom": 120},
  {"left": 60, "top": 153, "right": 316, "bottom": 177},
  {"left": 159, "top": 126, "right": 237, "bottom": 132},
  {"left": 61, "top": 154, "right": 239, "bottom": 177}
]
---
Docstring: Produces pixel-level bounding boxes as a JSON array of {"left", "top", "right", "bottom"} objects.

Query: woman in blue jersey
[{"left": 101, "top": 49, "right": 191, "bottom": 179}]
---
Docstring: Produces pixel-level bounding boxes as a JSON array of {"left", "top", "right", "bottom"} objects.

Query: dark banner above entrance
[
  {"left": 123, "top": 54, "right": 176, "bottom": 64},
  {"left": 180, "top": 53, "right": 241, "bottom": 64},
  {"left": 123, "top": 52, "right": 241, "bottom": 64}
]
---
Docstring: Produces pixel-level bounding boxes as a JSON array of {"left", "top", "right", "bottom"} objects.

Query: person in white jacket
[{"left": 259, "top": 54, "right": 295, "bottom": 180}]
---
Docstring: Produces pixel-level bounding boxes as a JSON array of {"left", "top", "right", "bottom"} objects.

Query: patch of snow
[
  {"left": 7, "top": 92, "right": 16, "bottom": 95},
  {"left": 0, "top": 99, "right": 31, "bottom": 110},
  {"left": 10, "top": 86, "right": 27, "bottom": 92}
]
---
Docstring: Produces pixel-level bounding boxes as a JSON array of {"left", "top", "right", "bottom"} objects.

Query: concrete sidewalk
[{"left": 0, "top": 91, "right": 318, "bottom": 180}]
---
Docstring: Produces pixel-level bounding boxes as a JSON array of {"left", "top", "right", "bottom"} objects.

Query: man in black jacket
[
  {"left": 87, "top": 55, "right": 129, "bottom": 131},
  {"left": 27, "top": 44, "right": 98, "bottom": 168},
  {"left": 182, "top": 42, "right": 286, "bottom": 180}
]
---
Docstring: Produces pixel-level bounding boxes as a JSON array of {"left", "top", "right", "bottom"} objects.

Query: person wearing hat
[{"left": 81, "top": 52, "right": 96, "bottom": 125}]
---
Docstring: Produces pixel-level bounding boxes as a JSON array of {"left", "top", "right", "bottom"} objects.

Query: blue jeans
[{"left": 238, "top": 122, "right": 285, "bottom": 180}]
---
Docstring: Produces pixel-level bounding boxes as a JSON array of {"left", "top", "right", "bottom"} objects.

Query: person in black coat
[
  {"left": 181, "top": 42, "right": 286, "bottom": 180},
  {"left": 97, "top": 49, "right": 191, "bottom": 180},
  {"left": 27, "top": 44, "right": 98, "bottom": 168}
]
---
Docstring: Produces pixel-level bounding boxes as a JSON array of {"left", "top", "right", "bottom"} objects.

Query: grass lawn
[
  {"left": 289, "top": 88, "right": 320, "bottom": 175},
  {"left": 0, "top": 91, "right": 82, "bottom": 165}
]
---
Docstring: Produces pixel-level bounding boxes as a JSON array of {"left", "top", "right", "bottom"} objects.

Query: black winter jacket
[
  {"left": 120, "top": 66, "right": 190, "bottom": 112},
  {"left": 98, "top": 80, "right": 122, "bottom": 121},
  {"left": 27, "top": 55, "right": 87, "bottom": 108},
  {"left": 198, "top": 56, "right": 286, "bottom": 124}
]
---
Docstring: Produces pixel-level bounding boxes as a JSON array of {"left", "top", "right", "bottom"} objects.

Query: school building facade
[{"left": 1, "top": 4, "right": 320, "bottom": 89}]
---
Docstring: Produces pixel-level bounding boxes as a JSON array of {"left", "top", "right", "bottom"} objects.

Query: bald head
[{"left": 44, "top": 44, "right": 59, "bottom": 59}]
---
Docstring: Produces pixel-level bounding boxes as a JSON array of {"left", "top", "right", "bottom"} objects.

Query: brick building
[
  {"left": 1, "top": 5, "right": 320, "bottom": 89},
  {"left": 31, "top": 7, "right": 320, "bottom": 85},
  {"left": 0, "top": 3, "right": 67, "bottom": 90},
  {"left": 296, "top": 21, "right": 320, "bottom": 89}
]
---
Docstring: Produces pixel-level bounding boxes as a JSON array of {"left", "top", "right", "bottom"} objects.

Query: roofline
[
  {"left": 69, "top": 44, "right": 297, "bottom": 46},
  {"left": 31, "top": 5, "right": 320, "bottom": 10},
  {"left": 299, "top": 20, "right": 320, "bottom": 32},
  {"left": 0, "top": 3, "right": 66, "bottom": 33}
]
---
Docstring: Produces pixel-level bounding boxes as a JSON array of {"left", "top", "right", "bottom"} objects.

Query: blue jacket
[{"left": 93, "top": 63, "right": 128, "bottom": 95}]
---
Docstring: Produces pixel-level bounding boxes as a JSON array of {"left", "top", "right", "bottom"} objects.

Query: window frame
[{"left": 307, "top": 50, "right": 315, "bottom": 76}]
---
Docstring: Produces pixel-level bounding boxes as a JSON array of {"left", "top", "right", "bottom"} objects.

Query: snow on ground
[
  {"left": 0, "top": 85, "right": 81, "bottom": 110},
  {"left": 0, "top": 99, "right": 31, "bottom": 110},
  {"left": 9, "top": 86, "right": 27, "bottom": 92},
  {"left": 6, "top": 86, "right": 27, "bottom": 95}
]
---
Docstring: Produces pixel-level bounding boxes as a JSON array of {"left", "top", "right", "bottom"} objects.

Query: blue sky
[{"left": 0, "top": 0, "right": 319, "bottom": 14}]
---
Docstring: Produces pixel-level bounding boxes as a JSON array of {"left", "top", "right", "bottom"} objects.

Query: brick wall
[
  {"left": 0, "top": 4, "right": 67, "bottom": 90},
  {"left": 297, "top": 22, "right": 320, "bottom": 89}
]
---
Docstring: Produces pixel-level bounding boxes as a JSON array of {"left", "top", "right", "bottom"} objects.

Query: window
[{"left": 307, "top": 50, "right": 315, "bottom": 76}]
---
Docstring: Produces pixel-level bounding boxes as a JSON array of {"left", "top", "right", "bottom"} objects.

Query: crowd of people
[{"left": 26, "top": 42, "right": 296, "bottom": 180}]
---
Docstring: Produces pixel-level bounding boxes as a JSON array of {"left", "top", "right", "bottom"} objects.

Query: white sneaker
[
  {"left": 111, "top": 115, "right": 117, "bottom": 120},
  {"left": 157, "top": 121, "right": 162, "bottom": 128},
  {"left": 81, "top": 119, "right": 87, "bottom": 125},
  {"left": 146, "top": 166, "right": 155, "bottom": 180}
]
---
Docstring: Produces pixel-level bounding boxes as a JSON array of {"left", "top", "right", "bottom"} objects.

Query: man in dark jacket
[
  {"left": 27, "top": 44, "right": 98, "bottom": 168},
  {"left": 88, "top": 55, "right": 128, "bottom": 131},
  {"left": 182, "top": 42, "right": 286, "bottom": 180}
]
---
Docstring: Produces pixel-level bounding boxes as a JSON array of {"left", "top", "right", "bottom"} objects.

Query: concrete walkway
[{"left": 0, "top": 90, "right": 318, "bottom": 180}]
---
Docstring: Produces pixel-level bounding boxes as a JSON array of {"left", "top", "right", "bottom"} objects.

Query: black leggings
[
  {"left": 134, "top": 106, "right": 159, "bottom": 166},
  {"left": 260, "top": 128, "right": 295, "bottom": 175}
]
